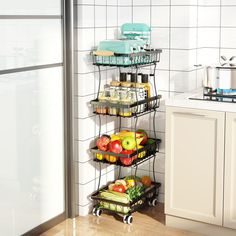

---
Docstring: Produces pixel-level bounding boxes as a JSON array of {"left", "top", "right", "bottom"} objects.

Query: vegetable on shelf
[
  {"left": 99, "top": 190, "right": 131, "bottom": 204},
  {"left": 113, "top": 184, "right": 126, "bottom": 193},
  {"left": 126, "top": 179, "right": 135, "bottom": 189},
  {"left": 141, "top": 176, "right": 152, "bottom": 187},
  {"left": 126, "top": 186, "right": 145, "bottom": 201},
  {"left": 115, "top": 179, "right": 127, "bottom": 187}
]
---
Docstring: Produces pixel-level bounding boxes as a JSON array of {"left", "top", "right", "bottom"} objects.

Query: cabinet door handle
[{"left": 174, "top": 112, "right": 206, "bottom": 117}]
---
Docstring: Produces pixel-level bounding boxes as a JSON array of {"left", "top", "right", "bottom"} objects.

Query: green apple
[{"left": 122, "top": 136, "right": 136, "bottom": 150}]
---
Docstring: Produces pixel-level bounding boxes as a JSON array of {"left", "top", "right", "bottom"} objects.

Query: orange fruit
[
  {"left": 105, "top": 155, "right": 118, "bottom": 163},
  {"left": 141, "top": 176, "right": 152, "bottom": 187}
]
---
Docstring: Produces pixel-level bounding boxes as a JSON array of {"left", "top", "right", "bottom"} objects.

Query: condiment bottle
[
  {"left": 118, "top": 89, "right": 132, "bottom": 117},
  {"left": 108, "top": 88, "right": 119, "bottom": 115},
  {"left": 120, "top": 72, "right": 131, "bottom": 88},
  {"left": 97, "top": 91, "right": 108, "bottom": 114},
  {"left": 141, "top": 74, "right": 151, "bottom": 110},
  {"left": 130, "top": 73, "right": 146, "bottom": 113},
  {"left": 141, "top": 74, "right": 151, "bottom": 98}
]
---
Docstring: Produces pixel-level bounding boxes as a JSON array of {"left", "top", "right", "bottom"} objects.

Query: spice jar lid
[
  {"left": 131, "top": 73, "right": 138, "bottom": 83},
  {"left": 142, "top": 74, "right": 149, "bottom": 83},
  {"left": 120, "top": 73, "right": 127, "bottom": 82}
]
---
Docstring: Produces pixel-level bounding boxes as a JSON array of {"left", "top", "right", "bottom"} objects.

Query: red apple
[
  {"left": 109, "top": 140, "right": 123, "bottom": 153},
  {"left": 120, "top": 150, "right": 136, "bottom": 166},
  {"left": 96, "top": 135, "right": 110, "bottom": 151},
  {"left": 136, "top": 129, "right": 148, "bottom": 145}
]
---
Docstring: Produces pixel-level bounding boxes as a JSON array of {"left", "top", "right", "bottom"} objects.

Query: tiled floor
[{"left": 41, "top": 204, "right": 203, "bottom": 236}]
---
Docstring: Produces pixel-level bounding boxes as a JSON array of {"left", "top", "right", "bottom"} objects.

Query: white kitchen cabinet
[
  {"left": 165, "top": 107, "right": 225, "bottom": 225},
  {"left": 224, "top": 112, "right": 236, "bottom": 230}
]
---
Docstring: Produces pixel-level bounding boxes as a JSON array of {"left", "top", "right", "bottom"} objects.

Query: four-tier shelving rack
[{"left": 89, "top": 49, "right": 163, "bottom": 224}]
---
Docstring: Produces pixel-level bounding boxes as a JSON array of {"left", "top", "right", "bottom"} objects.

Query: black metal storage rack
[{"left": 89, "top": 49, "right": 162, "bottom": 224}]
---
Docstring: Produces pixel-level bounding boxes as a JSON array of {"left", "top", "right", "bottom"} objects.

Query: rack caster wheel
[
  {"left": 92, "top": 207, "right": 102, "bottom": 217},
  {"left": 148, "top": 198, "right": 158, "bottom": 207},
  {"left": 123, "top": 215, "right": 133, "bottom": 225}
]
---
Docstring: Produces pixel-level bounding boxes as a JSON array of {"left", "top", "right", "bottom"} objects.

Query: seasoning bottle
[
  {"left": 120, "top": 72, "right": 131, "bottom": 88},
  {"left": 130, "top": 73, "right": 138, "bottom": 87},
  {"left": 130, "top": 74, "right": 146, "bottom": 113},
  {"left": 118, "top": 89, "right": 132, "bottom": 117},
  {"left": 97, "top": 91, "right": 108, "bottom": 114},
  {"left": 142, "top": 74, "right": 152, "bottom": 110},
  {"left": 108, "top": 88, "right": 119, "bottom": 115},
  {"left": 141, "top": 74, "right": 151, "bottom": 98}
]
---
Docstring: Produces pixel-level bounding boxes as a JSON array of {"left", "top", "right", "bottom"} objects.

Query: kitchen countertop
[{"left": 166, "top": 88, "right": 236, "bottom": 113}]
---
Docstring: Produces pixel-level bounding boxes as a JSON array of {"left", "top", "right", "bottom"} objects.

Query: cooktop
[{"left": 189, "top": 89, "right": 236, "bottom": 104}]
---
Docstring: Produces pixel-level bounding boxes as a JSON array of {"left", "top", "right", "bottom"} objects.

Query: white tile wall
[
  {"left": 198, "top": 6, "right": 220, "bottom": 27},
  {"left": 74, "top": 0, "right": 236, "bottom": 216},
  {"left": 171, "top": 6, "right": 197, "bottom": 27}
]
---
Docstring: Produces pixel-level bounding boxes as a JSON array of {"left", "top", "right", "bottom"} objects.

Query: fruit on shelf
[
  {"left": 105, "top": 155, "right": 118, "bottom": 163},
  {"left": 96, "top": 153, "right": 104, "bottom": 161},
  {"left": 121, "top": 149, "right": 134, "bottom": 156},
  {"left": 116, "top": 130, "right": 130, "bottom": 139},
  {"left": 96, "top": 134, "right": 111, "bottom": 151},
  {"left": 146, "top": 138, "right": 156, "bottom": 145},
  {"left": 110, "top": 134, "right": 121, "bottom": 141},
  {"left": 136, "top": 129, "right": 148, "bottom": 145},
  {"left": 109, "top": 140, "right": 123, "bottom": 154},
  {"left": 146, "top": 138, "right": 157, "bottom": 154},
  {"left": 122, "top": 136, "right": 136, "bottom": 150},
  {"left": 141, "top": 176, "right": 152, "bottom": 187},
  {"left": 134, "top": 145, "right": 146, "bottom": 158},
  {"left": 120, "top": 150, "right": 135, "bottom": 166},
  {"left": 120, "top": 158, "right": 133, "bottom": 166}
]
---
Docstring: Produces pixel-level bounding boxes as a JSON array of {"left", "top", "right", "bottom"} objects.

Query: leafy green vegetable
[{"left": 126, "top": 186, "right": 145, "bottom": 201}]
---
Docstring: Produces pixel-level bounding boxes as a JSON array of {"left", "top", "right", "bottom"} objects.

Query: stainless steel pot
[
  {"left": 202, "top": 56, "right": 236, "bottom": 90},
  {"left": 217, "top": 67, "right": 236, "bottom": 90},
  {"left": 203, "top": 66, "right": 219, "bottom": 89},
  {"left": 203, "top": 66, "right": 236, "bottom": 90}
]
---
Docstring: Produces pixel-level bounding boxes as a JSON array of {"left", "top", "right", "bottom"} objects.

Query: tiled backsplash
[{"left": 74, "top": 0, "right": 236, "bottom": 216}]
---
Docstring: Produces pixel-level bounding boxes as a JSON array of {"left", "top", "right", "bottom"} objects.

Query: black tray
[
  {"left": 91, "top": 139, "right": 161, "bottom": 167},
  {"left": 91, "top": 95, "right": 161, "bottom": 118}
]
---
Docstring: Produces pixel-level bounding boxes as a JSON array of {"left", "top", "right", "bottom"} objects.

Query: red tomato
[{"left": 112, "top": 184, "right": 126, "bottom": 193}]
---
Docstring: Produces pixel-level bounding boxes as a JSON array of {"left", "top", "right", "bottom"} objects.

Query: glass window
[
  {"left": 0, "top": 67, "right": 64, "bottom": 235},
  {"left": 0, "top": 20, "right": 63, "bottom": 71},
  {"left": 0, "top": 0, "right": 61, "bottom": 15}
]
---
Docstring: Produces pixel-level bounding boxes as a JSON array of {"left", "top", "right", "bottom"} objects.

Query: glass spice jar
[
  {"left": 108, "top": 89, "right": 119, "bottom": 115},
  {"left": 96, "top": 91, "right": 108, "bottom": 114},
  {"left": 119, "top": 89, "right": 132, "bottom": 117}
]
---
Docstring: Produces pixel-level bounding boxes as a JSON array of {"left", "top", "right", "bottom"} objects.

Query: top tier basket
[{"left": 92, "top": 49, "right": 162, "bottom": 67}]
